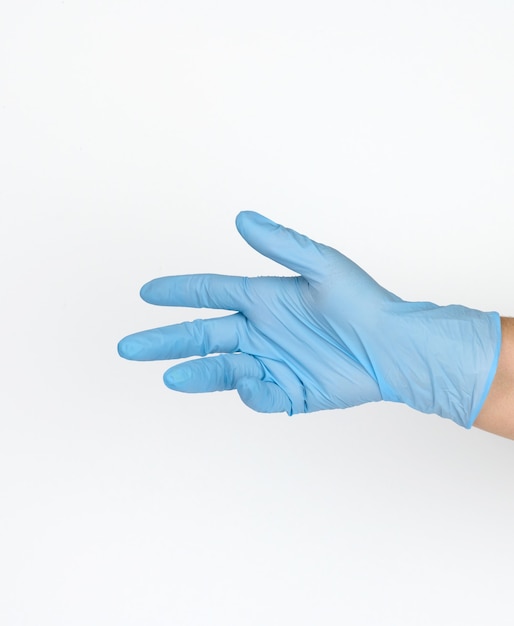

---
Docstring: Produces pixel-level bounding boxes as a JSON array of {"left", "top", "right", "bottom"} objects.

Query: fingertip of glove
[
  {"left": 164, "top": 366, "right": 193, "bottom": 391},
  {"left": 235, "top": 211, "right": 277, "bottom": 236},
  {"left": 139, "top": 280, "right": 154, "bottom": 302},
  {"left": 235, "top": 210, "right": 255, "bottom": 234},
  {"left": 117, "top": 338, "right": 135, "bottom": 359},
  {"left": 117, "top": 339, "right": 127, "bottom": 359}
]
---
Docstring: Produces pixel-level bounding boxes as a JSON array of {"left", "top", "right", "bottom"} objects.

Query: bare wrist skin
[{"left": 473, "top": 317, "right": 514, "bottom": 439}]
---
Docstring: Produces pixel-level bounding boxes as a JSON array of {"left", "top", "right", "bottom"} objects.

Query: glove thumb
[{"left": 235, "top": 211, "right": 339, "bottom": 286}]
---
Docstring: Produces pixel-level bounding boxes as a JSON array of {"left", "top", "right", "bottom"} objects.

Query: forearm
[{"left": 473, "top": 317, "right": 514, "bottom": 439}]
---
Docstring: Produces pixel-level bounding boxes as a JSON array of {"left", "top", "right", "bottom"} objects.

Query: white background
[{"left": 1, "top": 1, "right": 513, "bottom": 624}]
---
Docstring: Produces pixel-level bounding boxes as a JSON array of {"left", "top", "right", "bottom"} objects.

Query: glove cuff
[
  {"left": 466, "top": 311, "right": 502, "bottom": 429},
  {"left": 374, "top": 304, "right": 502, "bottom": 428}
]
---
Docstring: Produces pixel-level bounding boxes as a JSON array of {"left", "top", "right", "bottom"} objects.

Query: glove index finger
[
  {"left": 140, "top": 274, "right": 249, "bottom": 312},
  {"left": 235, "top": 211, "right": 340, "bottom": 286}
]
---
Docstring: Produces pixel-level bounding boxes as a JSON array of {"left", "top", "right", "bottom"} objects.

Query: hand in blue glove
[{"left": 118, "top": 211, "right": 501, "bottom": 428}]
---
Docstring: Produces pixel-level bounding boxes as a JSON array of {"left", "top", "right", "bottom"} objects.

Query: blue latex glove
[{"left": 118, "top": 211, "right": 501, "bottom": 428}]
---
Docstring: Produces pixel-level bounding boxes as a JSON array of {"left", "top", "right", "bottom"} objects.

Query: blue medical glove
[{"left": 118, "top": 211, "right": 501, "bottom": 428}]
